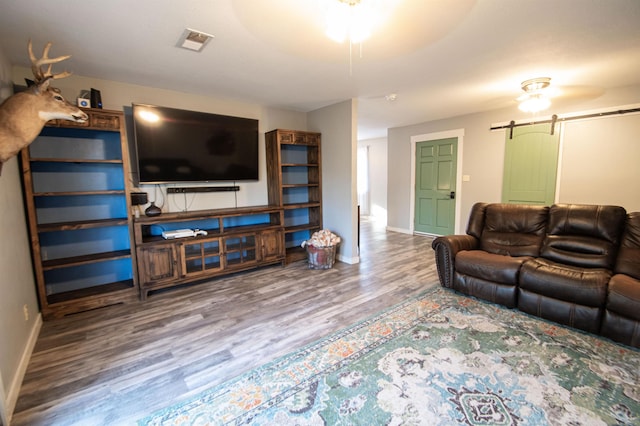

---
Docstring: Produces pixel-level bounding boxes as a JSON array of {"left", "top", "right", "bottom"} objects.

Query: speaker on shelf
[
  {"left": 90, "top": 88, "right": 102, "bottom": 109},
  {"left": 130, "top": 192, "right": 148, "bottom": 206}
]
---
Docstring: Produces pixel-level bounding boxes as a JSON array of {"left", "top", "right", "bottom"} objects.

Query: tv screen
[{"left": 132, "top": 104, "right": 259, "bottom": 184}]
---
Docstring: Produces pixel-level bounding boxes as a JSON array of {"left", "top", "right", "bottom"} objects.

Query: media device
[
  {"left": 162, "top": 229, "right": 207, "bottom": 239},
  {"left": 132, "top": 103, "right": 259, "bottom": 184}
]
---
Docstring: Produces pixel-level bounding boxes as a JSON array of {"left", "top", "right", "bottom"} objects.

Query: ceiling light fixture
[
  {"left": 325, "top": 0, "right": 384, "bottom": 74},
  {"left": 518, "top": 77, "right": 552, "bottom": 113},
  {"left": 326, "top": 0, "right": 375, "bottom": 44},
  {"left": 177, "top": 29, "right": 214, "bottom": 52}
]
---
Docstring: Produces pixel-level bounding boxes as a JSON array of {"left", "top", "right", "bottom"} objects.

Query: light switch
[{"left": 463, "top": 175, "right": 471, "bottom": 182}]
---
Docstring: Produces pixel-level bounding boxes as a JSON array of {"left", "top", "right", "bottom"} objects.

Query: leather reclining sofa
[{"left": 432, "top": 203, "right": 640, "bottom": 349}]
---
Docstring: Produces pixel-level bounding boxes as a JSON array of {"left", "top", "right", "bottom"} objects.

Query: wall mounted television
[{"left": 132, "top": 103, "right": 259, "bottom": 184}]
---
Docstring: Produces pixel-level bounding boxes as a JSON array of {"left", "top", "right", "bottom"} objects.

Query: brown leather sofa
[{"left": 432, "top": 203, "right": 640, "bottom": 348}]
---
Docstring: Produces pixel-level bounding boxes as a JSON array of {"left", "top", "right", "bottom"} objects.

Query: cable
[{"left": 234, "top": 181, "right": 238, "bottom": 208}]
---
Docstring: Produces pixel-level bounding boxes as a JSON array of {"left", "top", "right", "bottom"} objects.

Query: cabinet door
[
  {"left": 137, "top": 245, "right": 179, "bottom": 285},
  {"left": 258, "top": 229, "right": 284, "bottom": 262},
  {"left": 224, "top": 234, "right": 257, "bottom": 267},
  {"left": 180, "top": 237, "right": 223, "bottom": 276}
]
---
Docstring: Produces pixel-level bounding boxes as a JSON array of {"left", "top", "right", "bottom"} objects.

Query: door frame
[{"left": 410, "top": 129, "right": 465, "bottom": 235}]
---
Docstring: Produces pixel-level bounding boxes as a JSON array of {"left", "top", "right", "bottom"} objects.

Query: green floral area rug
[{"left": 139, "top": 287, "right": 640, "bottom": 425}]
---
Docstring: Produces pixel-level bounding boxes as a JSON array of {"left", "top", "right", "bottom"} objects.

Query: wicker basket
[{"left": 306, "top": 244, "right": 337, "bottom": 269}]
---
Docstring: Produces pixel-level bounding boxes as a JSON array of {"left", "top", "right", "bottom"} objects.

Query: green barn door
[
  {"left": 502, "top": 124, "right": 560, "bottom": 205},
  {"left": 414, "top": 138, "right": 457, "bottom": 235}
]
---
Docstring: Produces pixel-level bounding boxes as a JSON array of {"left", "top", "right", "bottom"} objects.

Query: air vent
[{"left": 177, "top": 29, "right": 214, "bottom": 52}]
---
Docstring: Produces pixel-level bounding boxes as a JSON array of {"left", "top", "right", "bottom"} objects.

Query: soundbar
[{"left": 167, "top": 186, "right": 240, "bottom": 194}]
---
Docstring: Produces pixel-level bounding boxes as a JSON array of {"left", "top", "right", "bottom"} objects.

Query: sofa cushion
[
  {"left": 453, "top": 273, "right": 519, "bottom": 308},
  {"left": 518, "top": 289, "right": 602, "bottom": 334},
  {"left": 606, "top": 273, "right": 640, "bottom": 322},
  {"left": 456, "top": 250, "right": 529, "bottom": 285},
  {"left": 540, "top": 204, "right": 626, "bottom": 269},
  {"left": 479, "top": 204, "right": 549, "bottom": 257},
  {"left": 519, "top": 258, "right": 610, "bottom": 307},
  {"left": 615, "top": 212, "right": 640, "bottom": 280}
]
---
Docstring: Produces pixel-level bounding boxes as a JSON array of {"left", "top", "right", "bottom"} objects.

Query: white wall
[
  {"left": 0, "top": 48, "right": 41, "bottom": 425},
  {"left": 387, "top": 84, "right": 640, "bottom": 234},
  {"left": 309, "top": 99, "right": 359, "bottom": 264},
  {"left": 558, "top": 113, "right": 640, "bottom": 207},
  {"left": 358, "top": 137, "right": 387, "bottom": 224}
]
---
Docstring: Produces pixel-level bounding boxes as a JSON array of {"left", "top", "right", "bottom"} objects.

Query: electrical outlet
[{"left": 23, "top": 304, "right": 29, "bottom": 321}]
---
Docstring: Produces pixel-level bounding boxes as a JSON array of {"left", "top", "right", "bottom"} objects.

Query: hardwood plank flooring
[{"left": 11, "top": 219, "right": 438, "bottom": 425}]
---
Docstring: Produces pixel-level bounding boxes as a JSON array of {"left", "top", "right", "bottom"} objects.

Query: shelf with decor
[
  {"left": 20, "top": 108, "right": 138, "bottom": 319},
  {"left": 133, "top": 205, "right": 285, "bottom": 299},
  {"left": 266, "top": 129, "right": 323, "bottom": 263}
]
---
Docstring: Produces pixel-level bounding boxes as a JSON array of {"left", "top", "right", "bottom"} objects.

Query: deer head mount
[{"left": 0, "top": 40, "right": 89, "bottom": 175}]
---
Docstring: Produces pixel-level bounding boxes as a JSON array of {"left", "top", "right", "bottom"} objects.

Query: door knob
[{"left": 450, "top": 191, "right": 456, "bottom": 199}]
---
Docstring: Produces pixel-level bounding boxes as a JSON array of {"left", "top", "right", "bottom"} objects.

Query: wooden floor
[{"left": 11, "top": 219, "right": 438, "bottom": 425}]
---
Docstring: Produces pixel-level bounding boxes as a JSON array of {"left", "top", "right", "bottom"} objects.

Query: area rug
[{"left": 139, "top": 287, "right": 640, "bottom": 425}]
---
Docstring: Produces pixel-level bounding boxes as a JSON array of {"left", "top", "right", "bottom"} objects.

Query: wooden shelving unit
[
  {"left": 20, "top": 108, "right": 138, "bottom": 319},
  {"left": 265, "top": 129, "right": 322, "bottom": 263},
  {"left": 133, "top": 205, "right": 285, "bottom": 299}
]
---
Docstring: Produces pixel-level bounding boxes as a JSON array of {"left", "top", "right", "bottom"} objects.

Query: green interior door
[
  {"left": 414, "top": 138, "right": 457, "bottom": 235},
  {"left": 502, "top": 124, "right": 560, "bottom": 205}
]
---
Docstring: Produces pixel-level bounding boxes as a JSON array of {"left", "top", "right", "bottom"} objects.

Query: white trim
[
  {"left": 386, "top": 226, "right": 412, "bottom": 235},
  {"left": 4, "top": 313, "right": 42, "bottom": 424},
  {"left": 409, "top": 129, "right": 465, "bottom": 235},
  {"left": 554, "top": 122, "right": 566, "bottom": 203},
  {"left": 337, "top": 253, "right": 360, "bottom": 264}
]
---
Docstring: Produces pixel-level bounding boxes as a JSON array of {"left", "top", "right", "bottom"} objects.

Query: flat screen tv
[{"left": 132, "top": 104, "right": 259, "bottom": 184}]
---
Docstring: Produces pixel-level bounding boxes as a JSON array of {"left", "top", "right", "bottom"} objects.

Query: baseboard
[
  {"left": 385, "top": 226, "right": 412, "bottom": 235},
  {"left": 4, "top": 312, "right": 42, "bottom": 424},
  {"left": 337, "top": 253, "right": 360, "bottom": 265}
]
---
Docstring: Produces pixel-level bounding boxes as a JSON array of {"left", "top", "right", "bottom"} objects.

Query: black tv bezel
[{"left": 132, "top": 103, "right": 259, "bottom": 185}]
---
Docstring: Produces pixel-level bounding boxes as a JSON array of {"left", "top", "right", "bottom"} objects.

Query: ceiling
[{"left": 1, "top": 0, "right": 639, "bottom": 140}]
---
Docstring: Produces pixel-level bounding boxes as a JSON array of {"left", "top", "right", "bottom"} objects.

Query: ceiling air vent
[{"left": 177, "top": 29, "right": 214, "bottom": 52}]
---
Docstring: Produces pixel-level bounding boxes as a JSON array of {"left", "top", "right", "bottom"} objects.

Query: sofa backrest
[
  {"left": 472, "top": 203, "right": 549, "bottom": 256},
  {"left": 466, "top": 202, "right": 488, "bottom": 239},
  {"left": 615, "top": 212, "right": 640, "bottom": 280},
  {"left": 540, "top": 204, "right": 627, "bottom": 269}
]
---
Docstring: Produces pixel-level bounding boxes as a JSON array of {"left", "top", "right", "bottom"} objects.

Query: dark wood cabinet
[
  {"left": 133, "top": 205, "right": 285, "bottom": 299},
  {"left": 258, "top": 229, "right": 284, "bottom": 262},
  {"left": 20, "top": 108, "right": 138, "bottom": 319},
  {"left": 266, "top": 129, "right": 323, "bottom": 263},
  {"left": 137, "top": 245, "right": 179, "bottom": 284}
]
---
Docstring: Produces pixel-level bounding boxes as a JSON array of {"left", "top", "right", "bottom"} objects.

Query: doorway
[{"left": 410, "top": 129, "right": 464, "bottom": 235}]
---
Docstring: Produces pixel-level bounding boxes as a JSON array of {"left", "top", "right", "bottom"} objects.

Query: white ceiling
[{"left": 1, "top": 0, "right": 639, "bottom": 140}]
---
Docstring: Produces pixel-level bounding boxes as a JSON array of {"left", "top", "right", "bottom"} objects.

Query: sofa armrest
[{"left": 432, "top": 235, "right": 479, "bottom": 288}]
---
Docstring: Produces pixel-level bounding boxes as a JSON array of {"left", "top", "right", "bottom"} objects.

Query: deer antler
[{"left": 28, "top": 40, "right": 72, "bottom": 83}]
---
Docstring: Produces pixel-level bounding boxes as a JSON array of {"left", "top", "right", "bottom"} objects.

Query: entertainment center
[
  {"left": 133, "top": 205, "right": 285, "bottom": 299},
  {"left": 20, "top": 106, "right": 323, "bottom": 319}
]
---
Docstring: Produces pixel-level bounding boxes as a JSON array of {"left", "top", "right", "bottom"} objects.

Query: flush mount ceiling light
[
  {"left": 518, "top": 77, "right": 552, "bottom": 113},
  {"left": 326, "top": 0, "right": 376, "bottom": 44},
  {"left": 177, "top": 29, "right": 214, "bottom": 52}
]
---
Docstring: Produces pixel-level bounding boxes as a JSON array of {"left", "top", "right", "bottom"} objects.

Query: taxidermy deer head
[{"left": 0, "top": 40, "right": 88, "bottom": 175}]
